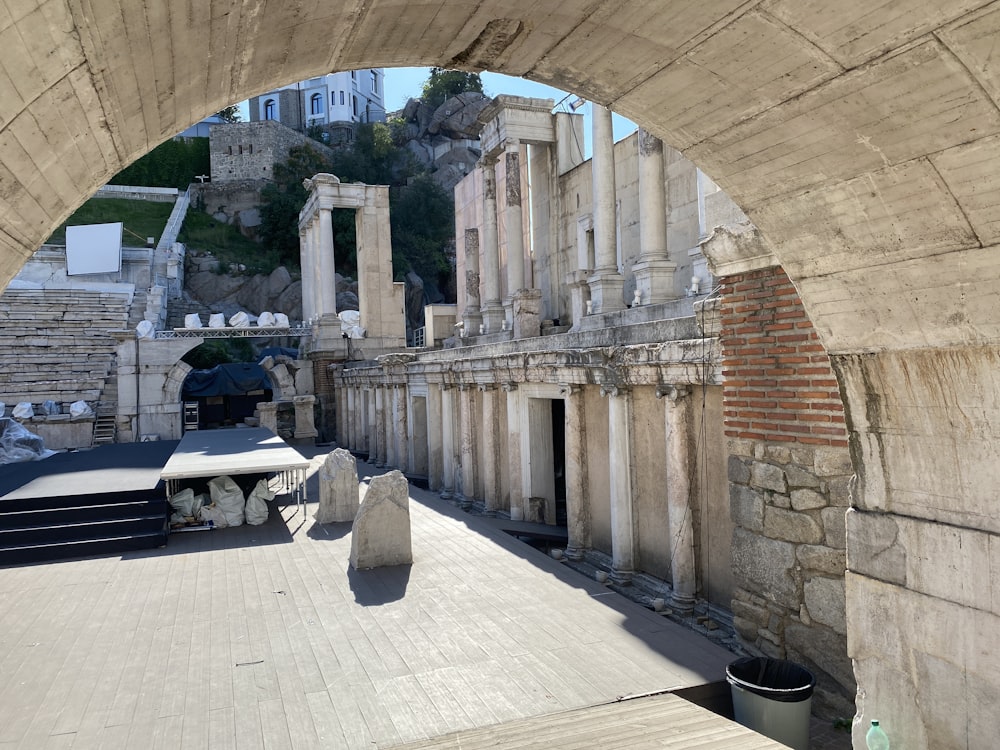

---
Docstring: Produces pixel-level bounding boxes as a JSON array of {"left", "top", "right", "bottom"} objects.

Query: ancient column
[
  {"left": 479, "top": 155, "right": 506, "bottom": 333},
  {"left": 602, "top": 383, "right": 634, "bottom": 584},
  {"left": 346, "top": 386, "right": 357, "bottom": 451},
  {"left": 462, "top": 228, "right": 483, "bottom": 335},
  {"left": 318, "top": 207, "right": 337, "bottom": 318},
  {"left": 293, "top": 395, "right": 318, "bottom": 442},
  {"left": 386, "top": 385, "right": 398, "bottom": 468},
  {"left": 458, "top": 384, "right": 477, "bottom": 510},
  {"left": 659, "top": 384, "right": 696, "bottom": 612},
  {"left": 504, "top": 142, "right": 526, "bottom": 296},
  {"left": 365, "top": 387, "right": 376, "bottom": 461},
  {"left": 479, "top": 384, "right": 502, "bottom": 516},
  {"left": 258, "top": 401, "right": 279, "bottom": 435},
  {"left": 393, "top": 384, "right": 409, "bottom": 473},
  {"left": 426, "top": 384, "right": 444, "bottom": 491},
  {"left": 562, "top": 384, "right": 590, "bottom": 560},
  {"left": 374, "top": 386, "right": 387, "bottom": 467},
  {"left": 504, "top": 382, "right": 524, "bottom": 519},
  {"left": 310, "top": 215, "right": 324, "bottom": 321},
  {"left": 634, "top": 129, "right": 676, "bottom": 304},
  {"left": 299, "top": 228, "right": 316, "bottom": 322},
  {"left": 587, "top": 105, "right": 625, "bottom": 313},
  {"left": 440, "top": 384, "right": 456, "bottom": 500}
]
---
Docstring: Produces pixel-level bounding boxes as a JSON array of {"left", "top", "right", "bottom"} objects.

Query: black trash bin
[{"left": 726, "top": 657, "right": 815, "bottom": 750}]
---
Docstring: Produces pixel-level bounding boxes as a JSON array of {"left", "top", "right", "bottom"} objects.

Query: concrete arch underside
[{"left": 5, "top": 2, "right": 1000, "bottom": 747}]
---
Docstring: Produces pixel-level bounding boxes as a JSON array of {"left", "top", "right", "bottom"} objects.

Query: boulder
[
  {"left": 315, "top": 448, "right": 359, "bottom": 524},
  {"left": 349, "top": 470, "right": 412, "bottom": 569}
]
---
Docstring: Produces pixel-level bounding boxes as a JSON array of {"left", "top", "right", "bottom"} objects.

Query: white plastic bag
[
  {"left": 136, "top": 320, "right": 155, "bottom": 339},
  {"left": 40, "top": 400, "right": 60, "bottom": 416},
  {"left": 169, "top": 488, "right": 198, "bottom": 517},
  {"left": 209, "top": 475, "right": 245, "bottom": 527},
  {"left": 184, "top": 313, "right": 203, "bottom": 329},
  {"left": 274, "top": 313, "right": 290, "bottom": 327},
  {"left": 208, "top": 313, "right": 226, "bottom": 328},
  {"left": 69, "top": 400, "right": 93, "bottom": 418},
  {"left": 228, "top": 311, "right": 250, "bottom": 327},
  {"left": 257, "top": 311, "right": 276, "bottom": 327},
  {"left": 197, "top": 503, "right": 227, "bottom": 528},
  {"left": 245, "top": 478, "right": 274, "bottom": 525},
  {"left": 11, "top": 402, "right": 34, "bottom": 420}
]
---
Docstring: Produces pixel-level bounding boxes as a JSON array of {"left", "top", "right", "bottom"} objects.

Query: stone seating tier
[{"left": 0, "top": 289, "right": 131, "bottom": 410}]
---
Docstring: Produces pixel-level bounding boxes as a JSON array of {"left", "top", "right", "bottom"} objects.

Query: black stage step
[{"left": 0, "top": 442, "right": 176, "bottom": 566}]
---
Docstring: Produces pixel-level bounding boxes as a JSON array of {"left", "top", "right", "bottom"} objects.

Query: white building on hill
[{"left": 249, "top": 71, "right": 386, "bottom": 134}]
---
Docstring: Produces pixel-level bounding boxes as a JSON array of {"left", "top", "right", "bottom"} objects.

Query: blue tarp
[
  {"left": 182, "top": 363, "right": 272, "bottom": 398},
  {"left": 260, "top": 346, "right": 299, "bottom": 360}
]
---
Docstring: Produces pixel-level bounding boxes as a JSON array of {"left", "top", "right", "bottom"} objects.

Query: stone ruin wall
[{"left": 720, "top": 265, "right": 856, "bottom": 714}]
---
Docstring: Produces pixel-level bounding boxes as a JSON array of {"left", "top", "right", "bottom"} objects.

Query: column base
[
  {"left": 669, "top": 591, "right": 696, "bottom": 615},
  {"left": 587, "top": 270, "right": 626, "bottom": 313},
  {"left": 610, "top": 567, "right": 634, "bottom": 586},
  {"left": 481, "top": 302, "right": 506, "bottom": 334},
  {"left": 462, "top": 309, "right": 483, "bottom": 336},
  {"left": 565, "top": 545, "right": 586, "bottom": 562},
  {"left": 632, "top": 258, "right": 677, "bottom": 305},
  {"left": 511, "top": 288, "right": 542, "bottom": 339},
  {"left": 440, "top": 489, "right": 454, "bottom": 501}
]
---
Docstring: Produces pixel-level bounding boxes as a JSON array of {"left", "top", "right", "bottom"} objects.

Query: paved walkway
[{"left": 0, "top": 451, "right": 817, "bottom": 749}]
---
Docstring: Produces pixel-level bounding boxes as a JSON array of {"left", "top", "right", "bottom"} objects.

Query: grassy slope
[{"left": 46, "top": 198, "right": 174, "bottom": 246}]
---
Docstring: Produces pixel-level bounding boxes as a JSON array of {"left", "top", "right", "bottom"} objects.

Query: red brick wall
[{"left": 720, "top": 266, "right": 847, "bottom": 447}]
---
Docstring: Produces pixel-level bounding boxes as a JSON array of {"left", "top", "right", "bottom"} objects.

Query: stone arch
[{"left": 4, "top": 4, "right": 1000, "bottom": 746}]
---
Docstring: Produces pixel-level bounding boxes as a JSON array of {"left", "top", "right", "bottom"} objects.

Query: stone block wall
[
  {"left": 721, "top": 265, "right": 855, "bottom": 714},
  {"left": 209, "top": 120, "right": 335, "bottom": 184}
]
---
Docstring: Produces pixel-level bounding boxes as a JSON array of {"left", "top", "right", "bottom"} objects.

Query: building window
[
  {"left": 370, "top": 70, "right": 378, "bottom": 94},
  {"left": 352, "top": 95, "right": 357, "bottom": 118},
  {"left": 310, "top": 93, "right": 323, "bottom": 115},
  {"left": 340, "top": 91, "right": 345, "bottom": 106},
  {"left": 263, "top": 99, "right": 276, "bottom": 120},
  {"left": 351, "top": 70, "right": 356, "bottom": 80}
]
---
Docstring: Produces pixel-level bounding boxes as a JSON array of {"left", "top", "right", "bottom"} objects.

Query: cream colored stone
[
  {"left": 350, "top": 470, "right": 412, "bottom": 569},
  {"left": 316, "top": 448, "right": 360, "bottom": 524}
]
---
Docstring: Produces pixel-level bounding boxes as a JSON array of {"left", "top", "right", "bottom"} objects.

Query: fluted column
[
  {"left": 588, "top": 105, "right": 624, "bottom": 313},
  {"left": 299, "top": 228, "right": 315, "bottom": 322},
  {"left": 318, "top": 207, "right": 337, "bottom": 318},
  {"left": 309, "top": 216, "right": 324, "bottom": 324},
  {"left": 562, "top": 384, "right": 590, "bottom": 560},
  {"left": 479, "top": 155, "right": 505, "bottom": 333},
  {"left": 462, "top": 228, "right": 483, "bottom": 334},
  {"left": 365, "top": 387, "right": 376, "bottom": 460},
  {"left": 346, "top": 386, "right": 356, "bottom": 451},
  {"left": 427, "top": 385, "right": 444, "bottom": 491},
  {"left": 504, "top": 142, "right": 525, "bottom": 295},
  {"left": 659, "top": 384, "right": 696, "bottom": 612},
  {"left": 634, "top": 129, "right": 676, "bottom": 305},
  {"left": 374, "top": 386, "right": 387, "bottom": 467},
  {"left": 458, "top": 384, "right": 477, "bottom": 509},
  {"left": 393, "top": 384, "right": 409, "bottom": 473},
  {"left": 440, "top": 385, "right": 456, "bottom": 500},
  {"left": 602, "top": 383, "right": 634, "bottom": 584},
  {"left": 503, "top": 382, "right": 523, "bottom": 519},
  {"left": 479, "top": 384, "right": 501, "bottom": 516}
]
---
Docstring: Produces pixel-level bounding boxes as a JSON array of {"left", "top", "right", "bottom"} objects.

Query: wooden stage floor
[{"left": 0, "top": 450, "right": 789, "bottom": 749}]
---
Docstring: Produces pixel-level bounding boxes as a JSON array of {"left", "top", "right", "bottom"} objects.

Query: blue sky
[{"left": 384, "top": 67, "right": 637, "bottom": 158}]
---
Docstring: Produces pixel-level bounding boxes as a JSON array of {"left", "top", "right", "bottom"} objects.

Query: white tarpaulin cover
[
  {"left": 184, "top": 313, "right": 203, "bottom": 328},
  {"left": 208, "top": 475, "right": 245, "bottom": 526},
  {"left": 0, "top": 418, "right": 55, "bottom": 464}
]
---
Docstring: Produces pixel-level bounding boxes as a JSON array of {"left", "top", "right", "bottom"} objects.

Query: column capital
[
  {"left": 457, "top": 383, "right": 473, "bottom": 391},
  {"left": 600, "top": 383, "right": 629, "bottom": 398},
  {"left": 559, "top": 383, "right": 581, "bottom": 396},
  {"left": 477, "top": 383, "right": 497, "bottom": 392},
  {"left": 438, "top": 383, "right": 455, "bottom": 391},
  {"left": 656, "top": 384, "right": 690, "bottom": 402},
  {"left": 501, "top": 381, "right": 518, "bottom": 392}
]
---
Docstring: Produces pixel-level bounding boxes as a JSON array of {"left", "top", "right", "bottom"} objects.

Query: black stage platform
[
  {"left": 0, "top": 441, "right": 179, "bottom": 565},
  {"left": 0, "top": 440, "right": 179, "bottom": 504}
]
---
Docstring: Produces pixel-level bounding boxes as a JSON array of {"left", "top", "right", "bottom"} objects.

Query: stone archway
[{"left": 6, "top": 4, "right": 1000, "bottom": 746}]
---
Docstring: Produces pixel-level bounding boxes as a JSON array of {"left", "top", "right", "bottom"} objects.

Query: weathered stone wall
[
  {"left": 209, "top": 120, "right": 335, "bottom": 184},
  {"left": 721, "top": 264, "right": 855, "bottom": 713}
]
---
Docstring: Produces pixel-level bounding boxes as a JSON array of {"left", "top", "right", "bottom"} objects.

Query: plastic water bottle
[{"left": 866, "top": 719, "right": 890, "bottom": 750}]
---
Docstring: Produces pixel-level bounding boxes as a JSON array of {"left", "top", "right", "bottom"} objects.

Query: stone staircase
[{"left": 0, "top": 289, "right": 130, "bottom": 411}]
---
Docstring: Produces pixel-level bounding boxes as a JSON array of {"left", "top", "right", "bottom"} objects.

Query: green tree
[
  {"left": 258, "top": 143, "right": 337, "bottom": 267},
  {"left": 110, "top": 137, "right": 210, "bottom": 189},
  {"left": 421, "top": 68, "right": 484, "bottom": 109},
  {"left": 390, "top": 174, "right": 454, "bottom": 287},
  {"left": 215, "top": 105, "right": 241, "bottom": 123}
]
